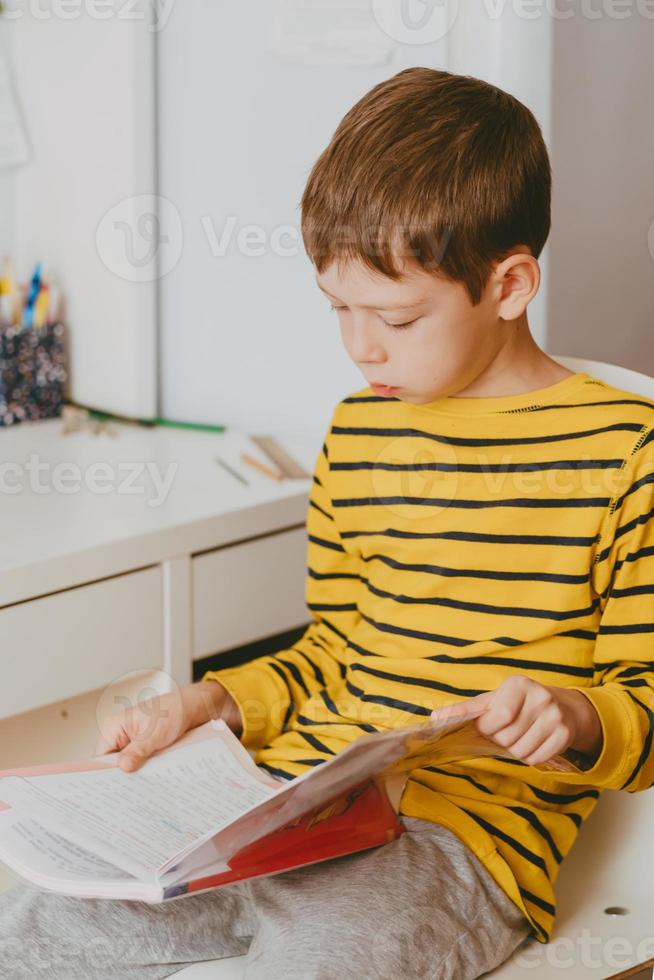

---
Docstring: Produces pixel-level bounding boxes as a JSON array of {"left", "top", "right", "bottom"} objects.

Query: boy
[{"left": 2, "top": 67, "right": 653, "bottom": 980}]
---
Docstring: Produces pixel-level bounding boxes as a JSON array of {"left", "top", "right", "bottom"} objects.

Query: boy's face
[{"left": 315, "top": 256, "right": 524, "bottom": 404}]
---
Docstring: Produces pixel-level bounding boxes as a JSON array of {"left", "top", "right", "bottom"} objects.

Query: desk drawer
[
  {"left": 0, "top": 567, "right": 163, "bottom": 719},
  {"left": 192, "top": 527, "right": 307, "bottom": 659}
]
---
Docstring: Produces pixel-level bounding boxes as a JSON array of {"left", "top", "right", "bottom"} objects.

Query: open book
[{"left": 0, "top": 709, "right": 577, "bottom": 902}]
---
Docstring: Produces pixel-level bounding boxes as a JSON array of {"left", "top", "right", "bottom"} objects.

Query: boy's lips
[{"left": 370, "top": 382, "right": 400, "bottom": 397}]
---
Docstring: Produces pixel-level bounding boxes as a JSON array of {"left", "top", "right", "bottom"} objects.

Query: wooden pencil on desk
[
  {"left": 240, "top": 452, "right": 284, "bottom": 482},
  {"left": 215, "top": 455, "right": 249, "bottom": 485}
]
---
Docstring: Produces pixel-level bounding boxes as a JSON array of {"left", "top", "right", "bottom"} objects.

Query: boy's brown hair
[{"left": 300, "top": 67, "right": 551, "bottom": 306}]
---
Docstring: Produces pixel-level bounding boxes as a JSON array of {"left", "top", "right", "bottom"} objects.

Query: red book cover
[{"left": 165, "top": 778, "right": 404, "bottom": 899}]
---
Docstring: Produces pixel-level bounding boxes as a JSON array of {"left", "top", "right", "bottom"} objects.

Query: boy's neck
[{"left": 451, "top": 315, "right": 574, "bottom": 399}]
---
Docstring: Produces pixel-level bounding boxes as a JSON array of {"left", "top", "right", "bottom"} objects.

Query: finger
[
  {"left": 117, "top": 741, "right": 156, "bottom": 772},
  {"left": 523, "top": 729, "right": 571, "bottom": 767},
  {"left": 430, "top": 702, "right": 465, "bottom": 722},
  {"left": 477, "top": 676, "right": 540, "bottom": 738},
  {"left": 94, "top": 730, "right": 119, "bottom": 756},
  {"left": 476, "top": 690, "right": 526, "bottom": 738},
  {"left": 94, "top": 719, "right": 130, "bottom": 756},
  {"left": 431, "top": 692, "right": 492, "bottom": 722},
  {"left": 116, "top": 721, "right": 177, "bottom": 770},
  {"left": 490, "top": 698, "right": 559, "bottom": 752},
  {"left": 118, "top": 752, "right": 144, "bottom": 773},
  {"left": 501, "top": 710, "right": 558, "bottom": 761}
]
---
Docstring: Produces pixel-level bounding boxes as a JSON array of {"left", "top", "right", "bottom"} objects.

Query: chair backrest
[
  {"left": 492, "top": 353, "right": 654, "bottom": 978},
  {"left": 551, "top": 354, "right": 654, "bottom": 399}
]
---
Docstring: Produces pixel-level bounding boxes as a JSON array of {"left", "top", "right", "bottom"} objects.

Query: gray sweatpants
[{"left": 0, "top": 818, "right": 531, "bottom": 980}]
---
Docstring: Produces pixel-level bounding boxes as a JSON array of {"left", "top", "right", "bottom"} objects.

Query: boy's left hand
[{"left": 430, "top": 675, "right": 602, "bottom": 767}]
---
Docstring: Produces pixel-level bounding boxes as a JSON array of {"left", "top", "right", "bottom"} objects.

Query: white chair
[
  {"left": 551, "top": 355, "right": 654, "bottom": 396},
  {"left": 176, "top": 357, "right": 654, "bottom": 980}
]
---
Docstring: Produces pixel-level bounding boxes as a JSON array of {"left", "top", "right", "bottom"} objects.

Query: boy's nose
[{"left": 349, "top": 318, "right": 387, "bottom": 364}]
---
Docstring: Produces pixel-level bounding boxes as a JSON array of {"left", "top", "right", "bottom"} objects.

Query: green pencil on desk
[
  {"left": 85, "top": 409, "right": 226, "bottom": 434},
  {"left": 153, "top": 417, "right": 226, "bottom": 434}
]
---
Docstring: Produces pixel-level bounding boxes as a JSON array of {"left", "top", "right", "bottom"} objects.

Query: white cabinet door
[
  {"left": 0, "top": 567, "right": 163, "bottom": 719},
  {"left": 192, "top": 528, "right": 308, "bottom": 660}
]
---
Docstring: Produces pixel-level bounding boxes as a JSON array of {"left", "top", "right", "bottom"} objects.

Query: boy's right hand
[{"left": 93, "top": 680, "right": 240, "bottom": 773}]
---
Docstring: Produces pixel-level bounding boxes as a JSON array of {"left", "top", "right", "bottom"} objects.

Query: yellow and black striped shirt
[{"left": 206, "top": 370, "right": 654, "bottom": 942}]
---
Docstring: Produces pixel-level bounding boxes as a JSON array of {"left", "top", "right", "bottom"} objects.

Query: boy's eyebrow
[{"left": 315, "top": 279, "right": 425, "bottom": 311}]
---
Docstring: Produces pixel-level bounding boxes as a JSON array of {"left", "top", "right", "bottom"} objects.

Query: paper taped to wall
[
  {"left": 0, "top": 49, "right": 29, "bottom": 168},
  {"left": 269, "top": 0, "right": 395, "bottom": 67}
]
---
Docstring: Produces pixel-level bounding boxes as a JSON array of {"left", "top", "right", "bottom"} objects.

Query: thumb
[
  {"left": 431, "top": 692, "right": 492, "bottom": 722},
  {"left": 94, "top": 719, "right": 129, "bottom": 757},
  {"left": 117, "top": 741, "right": 155, "bottom": 773}
]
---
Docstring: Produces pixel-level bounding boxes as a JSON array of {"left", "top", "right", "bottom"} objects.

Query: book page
[
  {"left": 202, "top": 706, "right": 578, "bottom": 862},
  {"left": 198, "top": 710, "right": 491, "bottom": 861},
  {"left": 0, "top": 809, "right": 136, "bottom": 884},
  {"left": 0, "top": 729, "right": 277, "bottom": 880},
  {"left": 0, "top": 712, "right": 578, "bottom": 892}
]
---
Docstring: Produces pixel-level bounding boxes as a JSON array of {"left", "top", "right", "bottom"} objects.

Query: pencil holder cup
[{"left": 0, "top": 322, "right": 67, "bottom": 427}]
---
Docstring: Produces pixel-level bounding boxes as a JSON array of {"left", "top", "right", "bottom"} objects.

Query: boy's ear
[{"left": 494, "top": 250, "right": 540, "bottom": 321}]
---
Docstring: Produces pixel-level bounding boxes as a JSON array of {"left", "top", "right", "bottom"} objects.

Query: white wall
[
  {"left": 0, "top": 3, "right": 157, "bottom": 419},
  {"left": 157, "top": 2, "right": 449, "bottom": 440},
  {"left": 5, "top": 3, "right": 651, "bottom": 434},
  {"left": 446, "top": 4, "right": 553, "bottom": 350},
  {"left": 448, "top": 4, "right": 654, "bottom": 374},
  {"left": 157, "top": 4, "right": 560, "bottom": 439},
  {"left": 547, "top": 10, "right": 654, "bottom": 373}
]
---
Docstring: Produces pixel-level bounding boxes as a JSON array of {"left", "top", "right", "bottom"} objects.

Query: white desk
[
  {"left": 3, "top": 422, "right": 654, "bottom": 980},
  {"left": 0, "top": 418, "right": 318, "bottom": 719}
]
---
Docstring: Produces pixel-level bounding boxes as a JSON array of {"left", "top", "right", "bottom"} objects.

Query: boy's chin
[{"left": 402, "top": 391, "right": 444, "bottom": 404}]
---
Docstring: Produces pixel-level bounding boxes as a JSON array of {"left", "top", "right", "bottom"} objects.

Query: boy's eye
[
  {"left": 381, "top": 318, "right": 417, "bottom": 331},
  {"left": 329, "top": 304, "right": 416, "bottom": 331}
]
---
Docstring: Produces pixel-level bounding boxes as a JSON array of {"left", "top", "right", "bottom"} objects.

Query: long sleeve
[
  {"left": 202, "top": 409, "right": 362, "bottom": 749},
  {"left": 557, "top": 426, "right": 654, "bottom": 789}
]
